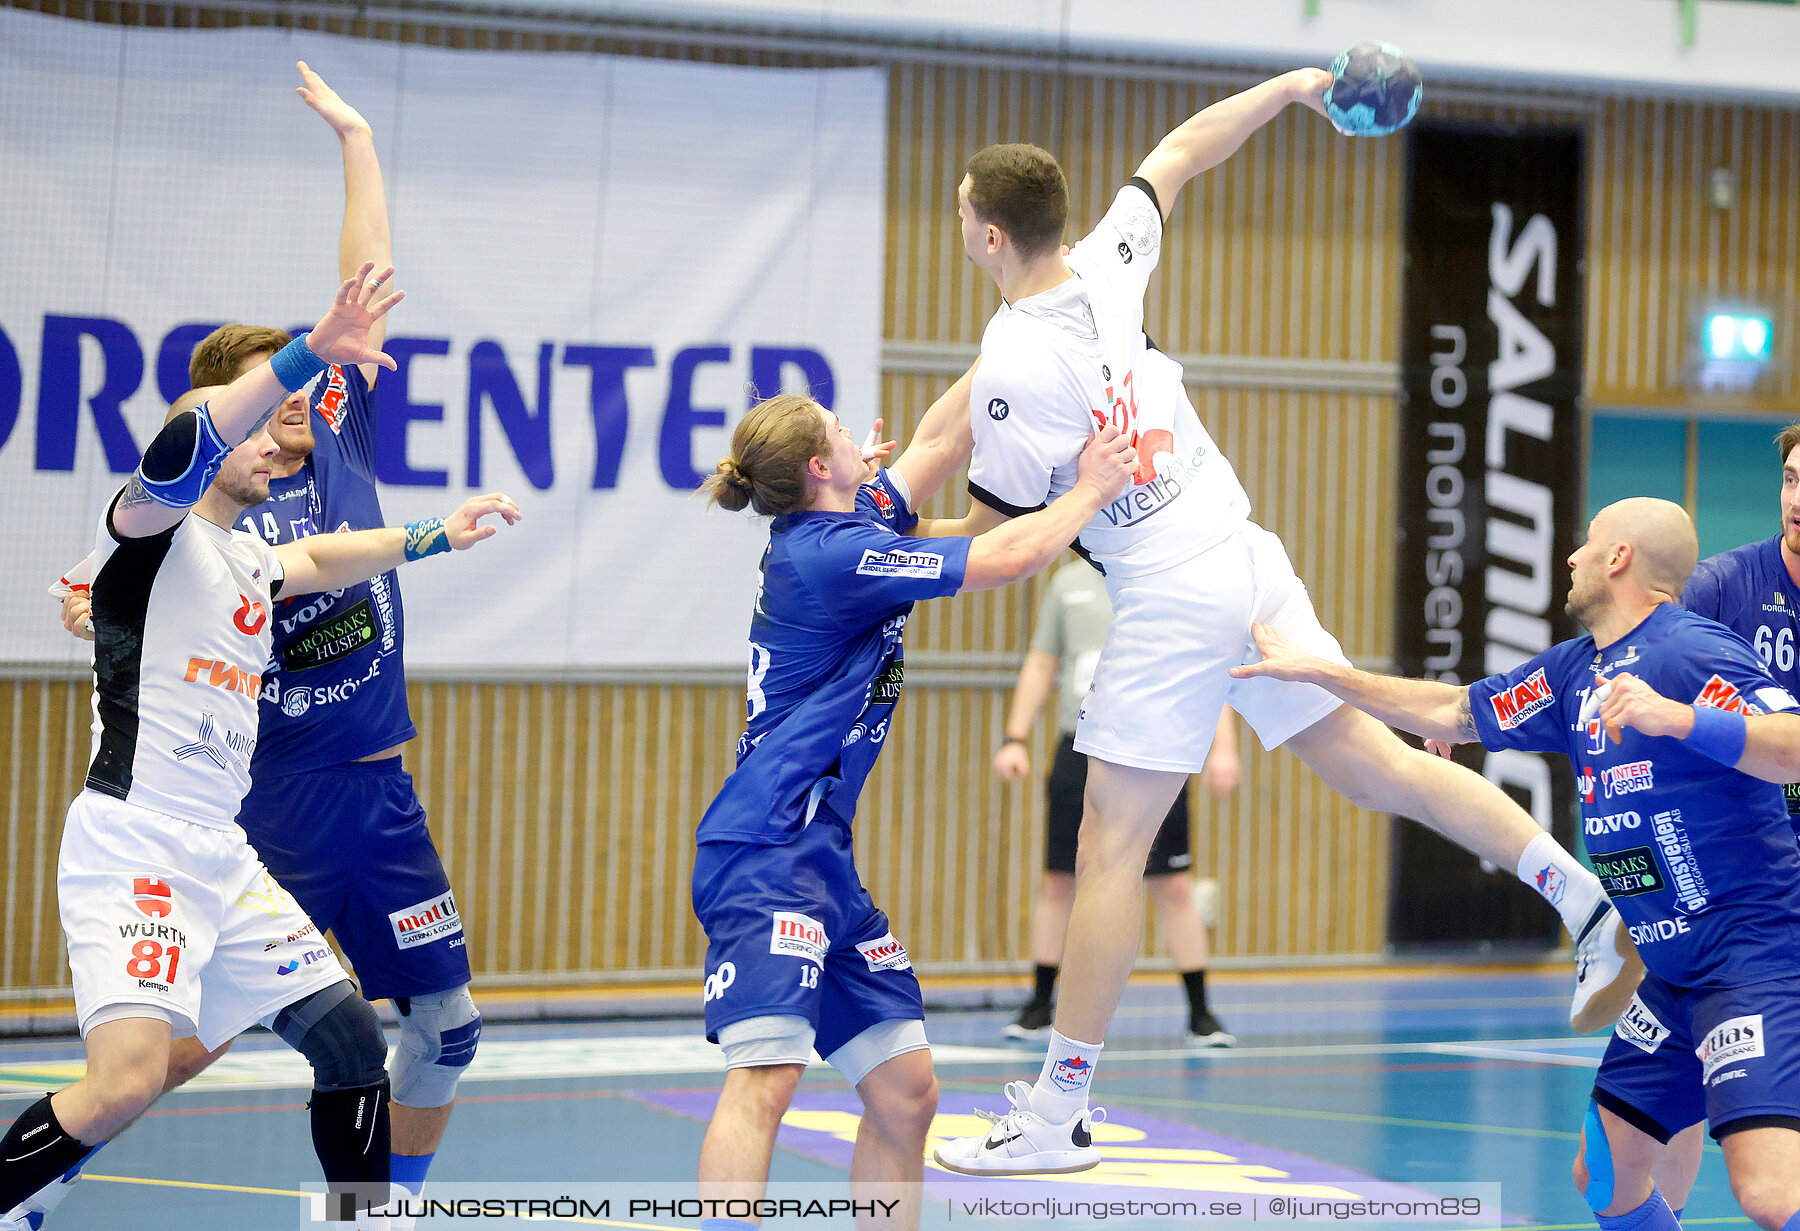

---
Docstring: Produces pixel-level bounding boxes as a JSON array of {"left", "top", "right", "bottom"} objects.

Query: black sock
[
  {"left": 0, "top": 1095, "right": 95, "bottom": 1210},
  {"left": 310, "top": 1080, "right": 391, "bottom": 1206},
  {"left": 1031, "top": 964, "right": 1059, "bottom": 1007},
  {"left": 1181, "top": 968, "right": 1210, "bottom": 1021}
]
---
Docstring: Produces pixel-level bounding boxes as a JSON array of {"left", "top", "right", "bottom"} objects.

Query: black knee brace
[{"left": 272, "top": 981, "right": 388, "bottom": 1092}]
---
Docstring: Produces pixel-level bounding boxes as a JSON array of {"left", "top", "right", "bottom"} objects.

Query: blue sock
[
  {"left": 1782, "top": 1206, "right": 1800, "bottom": 1231},
  {"left": 701, "top": 1221, "right": 757, "bottom": 1231},
  {"left": 390, "top": 1151, "right": 434, "bottom": 1197},
  {"left": 1596, "top": 1187, "right": 1680, "bottom": 1231}
]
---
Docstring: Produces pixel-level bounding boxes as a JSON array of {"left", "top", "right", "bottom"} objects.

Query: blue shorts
[
  {"left": 237, "top": 757, "right": 470, "bottom": 1002},
  {"left": 1595, "top": 973, "right": 1800, "bottom": 1140},
  {"left": 693, "top": 816, "right": 922, "bottom": 1057}
]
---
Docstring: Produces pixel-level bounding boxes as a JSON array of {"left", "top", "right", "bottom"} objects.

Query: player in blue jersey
[
  {"left": 692, "top": 388, "right": 1136, "bottom": 1229},
  {"left": 1234, "top": 497, "right": 1800, "bottom": 1231},
  {"left": 38, "top": 66, "right": 473, "bottom": 1231}
]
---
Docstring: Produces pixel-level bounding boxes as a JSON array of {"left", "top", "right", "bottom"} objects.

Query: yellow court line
[
  {"left": 87, "top": 1172, "right": 310, "bottom": 1197},
  {"left": 83, "top": 1173, "right": 693, "bottom": 1229}
]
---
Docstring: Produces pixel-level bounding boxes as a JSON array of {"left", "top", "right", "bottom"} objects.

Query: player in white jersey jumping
[
  {"left": 929, "top": 70, "right": 1642, "bottom": 1176},
  {"left": 0, "top": 265, "right": 518, "bottom": 1229}
]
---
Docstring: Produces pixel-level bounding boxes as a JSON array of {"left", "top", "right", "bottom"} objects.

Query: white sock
[
  {"left": 1031, "top": 1029, "right": 1103, "bottom": 1123},
  {"left": 1517, "top": 831, "right": 1604, "bottom": 935}
]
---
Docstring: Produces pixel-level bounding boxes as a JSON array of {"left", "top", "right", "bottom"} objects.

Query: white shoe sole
[
  {"left": 932, "top": 1147, "right": 1100, "bottom": 1176},
  {"left": 1571, "top": 920, "right": 1646, "bottom": 1034},
  {"left": 1185, "top": 1032, "right": 1236, "bottom": 1048},
  {"left": 1002, "top": 1024, "right": 1051, "bottom": 1041}
]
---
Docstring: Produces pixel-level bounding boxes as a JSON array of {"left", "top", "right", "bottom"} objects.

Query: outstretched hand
[
  {"left": 1229, "top": 622, "right": 1331, "bottom": 684},
  {"left": 1596, "top": 672, "right": 1695, "bottom": 743},
  {"left": 862, "top": 416, "right": 898, "bottom": 479},
  {"left": 308, "top": 261, "right": 404, "bottom": 371},
  {"left": 445, "top": 492, "right": 523, "bottom": 549},
  {"left": 295, "top": 61, "right": 372, "bottom": 138},
  {"left": 1291, "top": 67, "right": 1353, "bottom": 134}
]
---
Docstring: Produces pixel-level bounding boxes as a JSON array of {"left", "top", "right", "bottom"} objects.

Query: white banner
[{"left": 0, "top": 9, "right": 885, "bottom": 668}]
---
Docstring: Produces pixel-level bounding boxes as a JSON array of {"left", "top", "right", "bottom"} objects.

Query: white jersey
[
  {"left": 84, "top": 498, "right": 283, "bottom": 829},
  {"left": 966, "top": 180, "right": 1251, "bottom": 578}
]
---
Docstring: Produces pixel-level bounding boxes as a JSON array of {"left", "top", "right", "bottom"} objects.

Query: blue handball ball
[{"left": 1326, "top": 41, "right": 1422, "bottom": 136}]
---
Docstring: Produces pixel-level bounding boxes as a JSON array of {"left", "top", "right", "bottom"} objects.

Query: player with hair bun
[{"left": 691, "top": 380, "right": 1136, "bottom": 1231}]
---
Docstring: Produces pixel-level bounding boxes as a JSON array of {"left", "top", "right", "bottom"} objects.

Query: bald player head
[{"left": 1564, "top": 497, "right": 1700, "bottom": 632}]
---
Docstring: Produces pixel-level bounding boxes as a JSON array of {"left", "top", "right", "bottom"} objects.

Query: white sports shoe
[
  {"left": 1, "top": 1160, "right": 82, "bottom": 1228},
  {"left": 932, "top": 1081, "right": 1103, "bottom": 1176},
  {"left": 1569, "top": 903, "right": 1645, "bottom": 1033}
]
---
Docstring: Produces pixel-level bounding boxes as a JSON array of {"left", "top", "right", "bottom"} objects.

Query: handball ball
[{"left": 1326, "top": 42, "right": 1422, "bottom": 136}]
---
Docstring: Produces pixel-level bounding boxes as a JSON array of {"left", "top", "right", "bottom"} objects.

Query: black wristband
[{"left": 1002, "top": 736, "right": 1028, "bottom": 747}]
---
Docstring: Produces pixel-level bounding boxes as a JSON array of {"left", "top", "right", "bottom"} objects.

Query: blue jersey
[
  {"left": 242, "top": 364, "right": 415, "bottom": 777},
  {"left": 1469, "top": 603, "right": 1800, "bottom": 988},
  {"left": 696, "top": 471, "right": 972, "bottom": 846},
  {"left": 1683, "top": 534, "right": 1800, "bottom": 826}
]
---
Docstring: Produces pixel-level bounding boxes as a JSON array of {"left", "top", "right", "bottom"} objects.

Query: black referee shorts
[{"left": 1043, "top": 734, "right": 1192, "bottom": 877}]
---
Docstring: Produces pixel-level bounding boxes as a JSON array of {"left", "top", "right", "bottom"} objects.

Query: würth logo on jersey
[
  {"left": 233, "top": 594, "right": 267, "bottom": 635},
  {"left": 185, "top": 658, "right": 263, "bottom": 698},
  {"left": 856, "top": 932, "right": 912, "bottom": 972},
  {"left": 1489, "top": 668, "right": 1554, "bottom": 730},
  {"left": 387, "top": 891, "right": 463, "bottom": 950},
  {"left": 132, "top": 877, "right": 173, "bottom": 919},
  {"left": 769, "top": 911, "right": 829, "bottom": 965}
]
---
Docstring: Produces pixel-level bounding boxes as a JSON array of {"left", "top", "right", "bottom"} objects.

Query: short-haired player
[{"left": 931, "top": 70, "right": 1640, "bottom": 1175}]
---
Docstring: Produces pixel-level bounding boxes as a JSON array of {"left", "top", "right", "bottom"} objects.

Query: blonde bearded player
[
  {"left": 0, "top": 265, "right": 518, "bottom": 1229},
  {"left": 927, "top": 70, "right": 1642, "bottom": 1175}
]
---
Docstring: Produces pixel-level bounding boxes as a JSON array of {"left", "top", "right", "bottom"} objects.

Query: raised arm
[
  {"left": 109, "top": 265, "right": 402, "bottom": 540},
  {"left": 1230, "top": 622, "right": 1476, "bottom": 744},
  {"left": 889, "top": 363, "right": 977, "bottom": 512},
  {"left": 297, "top": 61, "right": 393, "bottom": 387},
  {"left": 1133, "top": 69, "right": 1333, "bottom": 220},
  {"left": 275, "top": 492, "right": 520, "bottom": 597},
  {"left": 958, "top": 428, "right": 1134, "bottom": 592}
]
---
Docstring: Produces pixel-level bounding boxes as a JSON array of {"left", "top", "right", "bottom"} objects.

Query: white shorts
[
  {"left": 60, "top": 791, "right": 348, "bottom": 1048},
  {"left": 1075, "top": 523, "right": 1348, "bottom": 773}
]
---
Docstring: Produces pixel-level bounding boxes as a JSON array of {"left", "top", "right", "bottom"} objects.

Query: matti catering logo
[
  {"left": 388, "top": 891, "right": 463, "bottom": 950},
  {"left": 855, "top": 932, "right": 912, "bottom": 972},
  {"left": 769, "top": 911, "right": 829, "bottom": 965},
  {"left": 1699, "top": 1015, "right": 1764, "bottom": 1083},
  {"left": 1488, "top": 668, "right": 1554, "bottom": 730}
]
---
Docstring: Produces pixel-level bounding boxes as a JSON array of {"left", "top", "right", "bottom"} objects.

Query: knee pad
[
  {"left": 1582, "top": 1100, "right": 1615, "bottom": 1213},
  {"left": 717, "top": 1015, "right": 814, "bottom": 1070},
  {"left": 272, "top": 981, "right": 388, "bottom": 1092},
  {"left": 390, "top": 986, "right": 481, "bottom": 1108},
  {"left": 136, "top": 407, "right": 231, "bottom": 507}
]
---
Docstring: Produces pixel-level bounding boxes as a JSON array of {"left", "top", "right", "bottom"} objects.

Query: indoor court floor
[{"left": 0, "top": 967, "right": 1745, "bottom": 1230}]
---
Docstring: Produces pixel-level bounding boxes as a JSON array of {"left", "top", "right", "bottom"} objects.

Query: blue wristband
[
  {"left": 403, "top": 517, "right": 450, "bottom": 562},
  {"left": 1684, "top": 705, "right": 1747, "bottom": 766},
  {"left": 269, "top": 334, "right": 327, "bottom": 393}
]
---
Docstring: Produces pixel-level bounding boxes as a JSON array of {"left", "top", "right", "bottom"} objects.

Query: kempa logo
[
  {"left": 388, "top": 891, "right": 463, "bottom": 950},
  {"left": 986, "top": 398, "right": 1010, "bottom": 421},
  {"left": 856, "top": 549, "right": 943, "bottom": 580},
  {"left": 770, "top": 911, "right": 829, "bottom": 965},
  {"left": 856, "top": 932, "right": 912, "bottom": 972}
]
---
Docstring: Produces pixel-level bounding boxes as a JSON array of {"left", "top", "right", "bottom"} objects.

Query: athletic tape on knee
[
  {"left": 824, "top": 1018, "right": 929, "bottom": 1088},
  {"left": 391, "top": 986, "right": 481, "bottom": 1108},
  {"left": 136, "top": 408, "right": 231, "bottom": 508},
  {"left": 1583, "top": 1100, "right": 1616, "bottom": 1213},
  {"left": 717, "top": 1015, "right": 814, "bottom": 1069},
  {"left": 273, "top": 981, "right": 389, "bottom": 1092}
]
